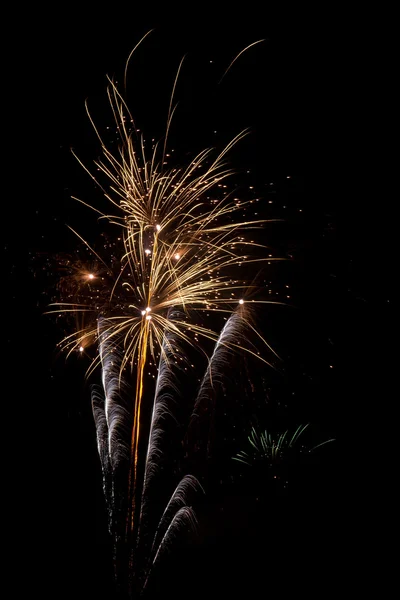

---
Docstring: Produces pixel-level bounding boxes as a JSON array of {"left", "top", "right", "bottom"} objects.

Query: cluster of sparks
[
  {"left": 233, "top": 424, "right": 335, "bottom": 467},
  {"left": 53, "top": 35, "right": 285, "bottom": 595},
  {"left": 57, "top": 99, "right": 277, "bottom": 373}
]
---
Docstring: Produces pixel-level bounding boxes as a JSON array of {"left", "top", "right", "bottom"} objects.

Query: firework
[
  {"left": 54, "top": 35, "right": 282, "bottom": 596},
  {"left": 233, "top": 423, "right": 335, "bottom": 482}
]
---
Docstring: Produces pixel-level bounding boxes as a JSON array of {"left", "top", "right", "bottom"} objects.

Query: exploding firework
[
  {"left": 233, "top": 423, "right": 335, "bottom": 468},
  {"left": 232, "top": 423, "right": 335, "bottom": 498},
  {"left": 53, "top": 34, "right": 282, "bottom": 597}
]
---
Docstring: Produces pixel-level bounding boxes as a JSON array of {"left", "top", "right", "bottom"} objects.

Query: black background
[{"left": 4, "top": 7, "right": 390, "bottom": 599}]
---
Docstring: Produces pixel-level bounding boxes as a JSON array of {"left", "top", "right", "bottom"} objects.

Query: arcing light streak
[
  {"left": 142, "top": 505, "right": 198, "bottom": 593},
  {"left": 190, "top": 306, "right": 255, "bottom": 421},
  {"left": 98, "top": 318, "right": 131, "bottom": 469},
  {"left": 185, "top": 307, "right": 251, "bottom": 456}
]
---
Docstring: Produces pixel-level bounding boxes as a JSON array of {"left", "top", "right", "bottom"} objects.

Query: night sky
[{"left": 5, "top": 10, "right": 390, "bottom": 599}]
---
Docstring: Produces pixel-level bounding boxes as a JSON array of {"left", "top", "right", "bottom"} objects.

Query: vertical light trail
[
  {"left": 128, "top": 320, "right": 150, "bottom": 539},
  {"left": 129, "top": 225, "right": 158, "bottom": 539}
]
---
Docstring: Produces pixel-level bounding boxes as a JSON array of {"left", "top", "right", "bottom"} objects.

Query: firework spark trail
[
  {"left": 128, "top": 318, "right": 149, "bottom": 540},
  {"left": 190, "top": 307, "right": 250, "bottom": 417},
  {"left": 149, "top": 475, "right": 203, "bottom": 560},
  {"left": 142, "top": 506, "right": 198, "bottom": 594},
  {"left": 186, "top": 305, "right": 266, "bottom": 455},
  {"left": 138, "top": 310, "right": 182, "bottom": 523},
  {"left": 218, "top": 39, "right": 266, "bottom": 84},
  {"left": 98, "top": 318, "right": 131, "bottom": 470},
  {"left": 130, "top": 309, "right": 183, "bottom": 579},
  {"left": 91, "top": 385, "right": 112, "bottom": 531},
  {"left": 96, "top": 319, "right": 137, "bottom": 584},
  {"left": 191, "top": 309, "right": 245, "bottom": 458},
  {"left": 97, "top": 316, "right": 151, "bottom": 561}
]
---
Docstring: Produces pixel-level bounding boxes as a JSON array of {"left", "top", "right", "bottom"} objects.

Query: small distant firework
[{"left": 232, "top": 423, "right": 335, "bottom": 481}]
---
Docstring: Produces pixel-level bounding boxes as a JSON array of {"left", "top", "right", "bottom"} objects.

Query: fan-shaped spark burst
[
  {"left": 51, "top": 73, "right": 282, "bottom": 371},
  {"left": 233, "top": 424, "right": 335, "bottom": 467}
]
